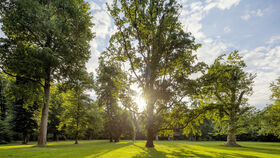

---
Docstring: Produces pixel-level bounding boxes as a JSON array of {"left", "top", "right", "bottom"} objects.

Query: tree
[
  {"left": 107, "top": 0, "right": 203, "bottom": 147},
  {"left": 9, "top": 77, "right": 41, "bottom": 144},
  {"left": 48, "top": 85, "right": 65, "bottom": 141},
  {"left": 200, "top": 51, "right": 255, "bottom": 146},
  {"left": 259, "top": 77, "right": 280, "bottom": 137},
  {"left": 61, "top": 71, "right": 97, "bottom": 144},
  {"left": 0, "top": 0, "right": 94, "bottom": 145},
  {"left": 0, "top": 73, "right": 8, "bottom": 121},
  {"left": 0, "top": 72, "right": 12, "bottom": 144},
  {"left": 95, "top": 57, "right": 130, "bottom": 142}
]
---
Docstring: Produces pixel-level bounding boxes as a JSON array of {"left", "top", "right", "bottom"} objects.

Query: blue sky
[{"left": 87, "top": 0, "right": 280, "bottom": 109}]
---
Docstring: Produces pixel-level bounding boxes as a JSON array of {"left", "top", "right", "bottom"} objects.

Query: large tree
[
  {"left": 107, "top": 0, "right": 203, "bottom": 147},
  {"left": 0, "top": 0, "right": 93, "bottom": 145},
  {"left": 200, "top": 51, "right": 255, "bottom": 146}
]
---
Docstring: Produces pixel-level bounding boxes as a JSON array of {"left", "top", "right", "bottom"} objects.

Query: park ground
[{"left": 0, "top": 140, "right": 280, "bottom": 158}]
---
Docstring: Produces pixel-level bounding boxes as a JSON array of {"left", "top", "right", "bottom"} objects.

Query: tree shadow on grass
[
  {"left": 131, "top": 144, "right": 167, "bottom": 158},
  {"left": 132, "top": 143, "right": 263, "bottom": 158},
  {"left": 1, "top": 140, "right": 134, "bottom": 158}
]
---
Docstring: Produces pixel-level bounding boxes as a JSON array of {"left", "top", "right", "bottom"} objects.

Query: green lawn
[{"left": 0, "top": 140, "right": 280, "bottom": 158}]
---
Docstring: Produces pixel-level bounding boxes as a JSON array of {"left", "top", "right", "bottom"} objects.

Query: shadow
[
  {"left": 132, "top": 144, "right": 167, "bottom": 158},
  {"left": 0, "top": 140, "right": 133, "bottom": 158}
]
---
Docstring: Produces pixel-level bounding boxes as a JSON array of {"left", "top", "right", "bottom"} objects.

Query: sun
[{"left": 135, "top": 93, "right": 146, "bottom": 112}]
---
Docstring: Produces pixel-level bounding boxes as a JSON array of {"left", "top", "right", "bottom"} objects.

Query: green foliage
[
  {"left": 259, "top": 77, "right": 280, "bottom": 137},
  {"left": 0, "top": 118, "right": 12, "bottom": 144},
  {"left": 107, "top": 0, "right": 205, "bottom": 146},
  {"left": 0, "top": 0, "right": 94, "bottom": 144},
  {"left": 199, "top": 51, "right": 255, "bottom": 145},
  {"left": 48, "top": 85, "right": 66, "bottom": 141},
  {"left": 95, "top": 56, "right": 135, "bottom": 141}
]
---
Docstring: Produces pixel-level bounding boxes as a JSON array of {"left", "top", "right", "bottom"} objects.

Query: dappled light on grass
[{"left": 1, "top": 140, "right": 280, "bottom": 158}]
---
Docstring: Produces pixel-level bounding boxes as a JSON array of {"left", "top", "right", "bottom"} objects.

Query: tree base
[
  {"left": 145, "top": 141, "right": 154, "bottom": 148},
  {"left": 225, "top": 141, "right": 241, "bottom": 147}
]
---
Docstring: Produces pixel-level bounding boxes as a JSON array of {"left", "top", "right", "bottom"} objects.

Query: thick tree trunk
[
  {"left": 146, "top": 126, "right": 154, "bottom": 147},
  {"left": 38, "top": 82, "right": 50, "bottom": 145},
  {"left": 145, "top": 96, "right": 155, "bottom": 147},
  {"left": 75, "top": 134, "right": 79, "bottom": 144},
  {"left": 225, "top": 116, "right": 240, "bottom": 147}
]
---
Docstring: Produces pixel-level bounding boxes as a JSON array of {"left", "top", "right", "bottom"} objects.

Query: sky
[{"left": 87, "top": 0, "right": 280, "bottom": 109}]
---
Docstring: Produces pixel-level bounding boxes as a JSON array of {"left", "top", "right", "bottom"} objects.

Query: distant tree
[
  {"left": 9, "top": 77, "right": 41, "bottom": 144},
  {"left": 200, "top": 51, "right": 255, "bottom": 146},
  {"left": 0, "top": 0, "right": 94, "bottom": 145},
  {"left": 107, "top": 0, "right": 204, "bottom": 147},
  {"left": 0, "top": 73, "right": 8, "bottom": 121},
  {"left": 0, "top": 73, "right": 12, "bottom": 144},
  {"left": 95, "top": 57, "right": 134, "bottom": 142},
  {"left": 48, "top": 85, "right": 65, "bottom": 141},
  {"left": 259, "top": 77, "right": 280, "bottom": 137}
]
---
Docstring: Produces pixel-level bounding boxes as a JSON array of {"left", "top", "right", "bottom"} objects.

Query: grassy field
[{"left": 0, "top": 140, "right": 280, "bottom": 158}]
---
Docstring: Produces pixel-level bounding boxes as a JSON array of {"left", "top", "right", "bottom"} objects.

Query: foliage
[
  {"left": 107, "top": 0, "right": 205, "bottom": 147},
  {"left": 259, "top": 77, "right": 280, "bottom": 137},
  {"left": 95, "top": 56, "right": 135, "bottom": 142},
  {"left": 0, "top": 0, "right": 94, "bottom": 145},
  {"left": 199, "top": 51, "right": 255, "bottom": 146}
]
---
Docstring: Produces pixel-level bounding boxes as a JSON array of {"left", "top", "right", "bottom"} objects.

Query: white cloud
[
  {"left": 241, "top": 9, "right": 265, "bottom": 21},
  {"left": 92, "top": 10, "right": 112, "bottom": 39},
  {"left": 224, "top": 26, "right": 231, "bottom": 33},
  {"left": 266, "top": 35, "right": 280, "bottom": 44},
  {"left": 215, "top": 0, "right": 240, "bottom": 10},
  {"left": 240, "top": 46, "right": 280, "bottom": 109},
  {"left": 180, "top": 0, "right": 240, "bottom": 39},
  {"left": 90, "top": 2, "right": 101, "bottom": 11},
  {"left": 197, "top": 39, "right": 230, "bottom": 64},
  {"left": 86, "top": 1, "right": 115, "bottom": 73},
  {"left": 241, "top": 14, "right": 250, "bottom": 20}
]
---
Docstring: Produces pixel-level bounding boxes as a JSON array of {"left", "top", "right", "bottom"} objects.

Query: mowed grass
[{"left": 0, "top": 140, "right": 280, "bottom": 158}]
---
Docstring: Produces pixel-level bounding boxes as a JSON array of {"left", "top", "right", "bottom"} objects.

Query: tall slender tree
[
  {"left": 107, "top": 0, "right": 203, "bottom": 147},
  {"left": 95, "top": 56, "right": 129, "bottom": 142},
  {"left": 0, "top": 0, "right": 94, "bottom": 145}
]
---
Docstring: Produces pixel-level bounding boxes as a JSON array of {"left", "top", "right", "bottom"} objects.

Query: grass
[{"left": 0, "top": 140, "right": 280, "bottom": 158}]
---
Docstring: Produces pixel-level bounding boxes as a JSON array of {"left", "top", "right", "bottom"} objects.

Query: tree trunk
[
  {"left": 75, "top": 134, "right": 78, "bottom": 144},
  {"left": 114, "top": 137, "right": 120, "bottom": 142},
  {"left": 155, "top": 133, "right": 159, "bottom": 141},
  {"left": 145, "top": 97, "right": 155, "bottom": 147},
  {"left": 110, "top": 136, "right": 113, "bottom": 142},
  {"left": 75, "top": 99, "right": 80, "bottom": 144},
  {"left": 22, "top": 133, "right": 29, "bottom": 144},
  {"left": 146, "top": 126, "right": 154, "bottom": 147},
  {"left": 38, "top": 82, "right": 50, "bottom": 145},
  {"left": 225, "top": 116, "right": 240, "bottom": 146}
]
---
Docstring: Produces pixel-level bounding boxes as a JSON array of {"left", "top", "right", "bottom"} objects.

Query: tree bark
[
  {"left": 145, "top": 93, "right": 155, "bottom": 147},
  {"left": 38, "top": 82, "right": 50, "bottom": 145},
  {"left": 225, "top": 116, "right": 240, "bottom": 146},
  {"left": 75, "top": 134, "right": 79, "bottom": 144}
]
